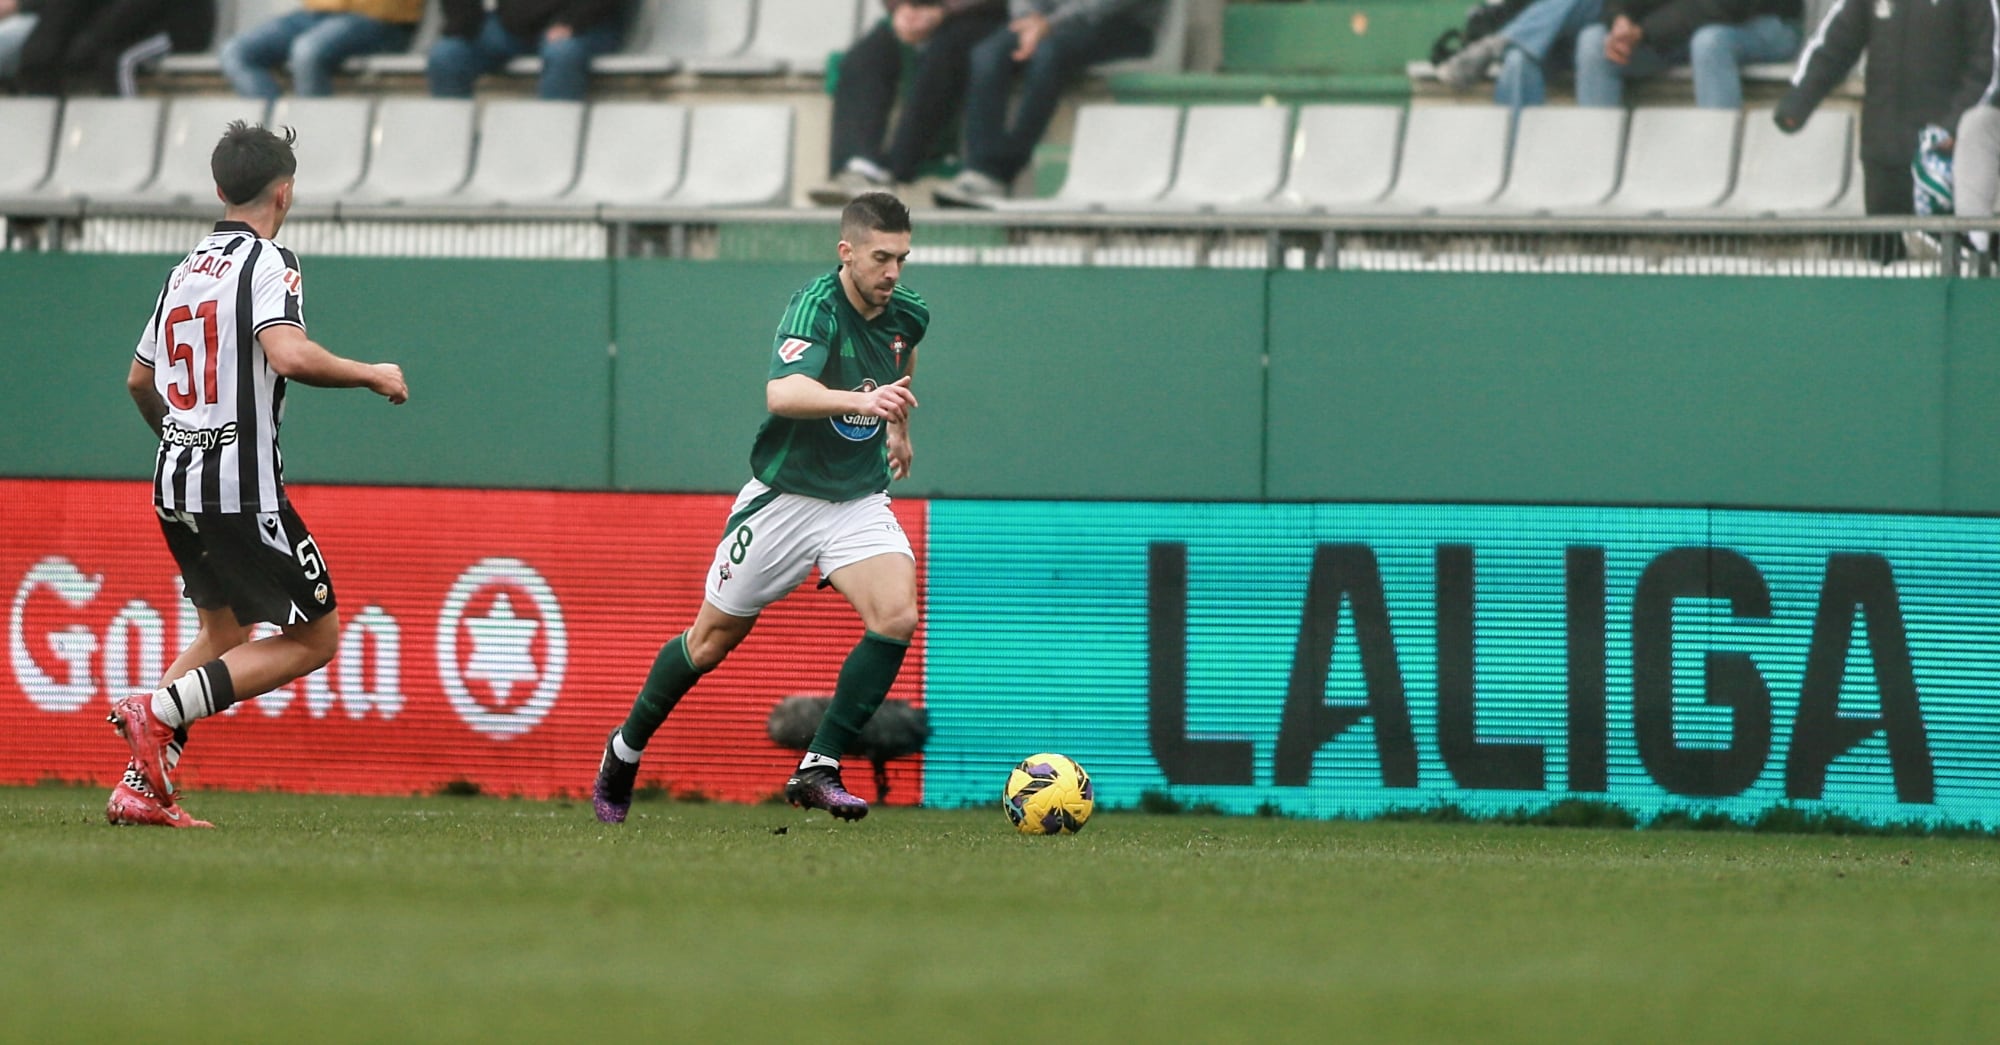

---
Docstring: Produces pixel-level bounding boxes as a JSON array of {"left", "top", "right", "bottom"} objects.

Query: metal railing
[{"left": 8, "top": 203, "right": 1998, "bottom": 277}]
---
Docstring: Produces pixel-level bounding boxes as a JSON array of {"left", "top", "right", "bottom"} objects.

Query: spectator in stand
[
  {"left": 1574, "top": 0, "right": 1801, "bottom": 108},
  {"left": 809, "top": 0, "right": 1008, "bottom": 206},
  {"left": 1438, "top": 0, "right": 1604, "bottom": 106},
  {"left": 16, "top": 0, "right": 213, "bottom": 96},
  {"left": 220, "top": 0, "right": 424, "bottom": 99},
  {"left": 1777, "top": 0, "right": 1996, "bottom": 219},
  {"left": 427, "top": 0, "right": 623, "bottom": 101},
  {"left": 935, "top": 0, "right": 1164, "bottom": 205},
  {"left": 0, "top": 0, "right": 40, "bottom": 86},
  {"left": 1439, "top": 0, "right": 1799, "bottom": 108}
]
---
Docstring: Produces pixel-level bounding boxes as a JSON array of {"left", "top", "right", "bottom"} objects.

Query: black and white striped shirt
[{"left": 134, "top": 220, "right": 304, "bottom": 514}]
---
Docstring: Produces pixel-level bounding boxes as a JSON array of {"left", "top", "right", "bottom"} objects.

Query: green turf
[{"left": 5, "top": 787, "right": 1996, "bottom": 1043}]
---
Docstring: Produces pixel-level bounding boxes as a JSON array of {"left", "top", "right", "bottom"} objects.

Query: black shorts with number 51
[{"left": 156, "top": 504, "right": 338, "bottom": 626}]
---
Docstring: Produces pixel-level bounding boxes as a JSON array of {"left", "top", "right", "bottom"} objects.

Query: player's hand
[
  {"left": 1010, "top": 13, "right": 1049, "bottom": 62},
  {"left": 887, "top": 423, "right": 913, "bottom": 481},
  {"left": 859, "top": 375, "right": 917, "bottom": 424},
  {"left": 370, "top": 363, "right": 408, "bottom": 405}
]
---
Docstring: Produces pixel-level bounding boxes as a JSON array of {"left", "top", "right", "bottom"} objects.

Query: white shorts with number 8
[{"left": 703, "top": 479, "right": 914, "bottom": 617}]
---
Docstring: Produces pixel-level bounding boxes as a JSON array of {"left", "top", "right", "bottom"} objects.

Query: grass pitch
[{"left": 4, "top": 787, "right": 1996, "bottom": 1044}]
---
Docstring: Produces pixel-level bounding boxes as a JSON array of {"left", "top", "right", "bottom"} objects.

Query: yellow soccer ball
[{"left": 1003, "top": 753, "right": 1094, "bottom": 835}]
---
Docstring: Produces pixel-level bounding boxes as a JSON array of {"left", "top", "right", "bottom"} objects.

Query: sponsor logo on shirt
[{"left": 832, "top": 378, "right": 882, "bottom": 442}]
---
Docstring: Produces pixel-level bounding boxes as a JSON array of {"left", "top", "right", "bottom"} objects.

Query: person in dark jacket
[
  {"left": 16, "top": 0, "right": 213, "bottom": 95},
  {"left": 1575, "top": 0, "right": 1803, "bottom": 108},
  {"left": 1777, "top": 0, "right": 1998, "bottom": 217},
  {"left": 809, "top": 0, "right": 1009, "bottom": 205},
  {"left": 427, "top": 0, "right": 625, "bottom": 101}
]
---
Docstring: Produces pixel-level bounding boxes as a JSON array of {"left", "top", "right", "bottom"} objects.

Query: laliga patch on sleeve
[{"left": 777, "top": 337, "right": 813, "bottom": 363}]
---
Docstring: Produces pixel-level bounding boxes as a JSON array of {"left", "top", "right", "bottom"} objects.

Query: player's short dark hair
[
  {"left": 841, "top": 191, "right": 911, "bottom": 241},
  {"left": 212, "top": 121, "right": 298, "bottom": 206}
]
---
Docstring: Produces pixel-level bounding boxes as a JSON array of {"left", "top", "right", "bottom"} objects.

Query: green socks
[
  {"left": 808, "top": 631, "right": 911, "bottom": 760},
  {"left": 617, "top": 633, "right": 706, "bottom": 754}
]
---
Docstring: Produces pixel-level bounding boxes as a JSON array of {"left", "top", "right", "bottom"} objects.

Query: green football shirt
[{"left": 749, "top": 268, "right": 930, "bottom": 502}]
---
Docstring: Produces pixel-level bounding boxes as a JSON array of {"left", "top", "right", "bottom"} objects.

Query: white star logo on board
[
  {"left": 436, "top": 558, "right": 567, "bottom": 739},
  {"left": 463, "top": 592, "right": 539, "bottom": 704}
]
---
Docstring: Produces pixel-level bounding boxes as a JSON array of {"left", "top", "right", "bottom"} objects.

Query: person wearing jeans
[
  {"left": 427, "top": 0, "right": 623, "bottom": 101},
  {"left": 1436, "top": 0, "right": 1606, "bottom": 106},
  {"left": 219, "top": 0, "right": 421, "bottom": 99},
  {"left": 810, "top": 0, "right": 1007, "bottom": 205},
  {"left": 0, "top": 0, "right": 41, "bottom": 83},
  {"left": 937, "top": 0, "right": 1163, "bottom": 204},
  {"left": 1574, "top": 0, "right": 1801, "bottom": 108}
]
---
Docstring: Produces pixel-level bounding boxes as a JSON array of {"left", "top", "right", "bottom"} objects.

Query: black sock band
[{"left": 202, "top": 659, "right": 238, "bottom": 714}]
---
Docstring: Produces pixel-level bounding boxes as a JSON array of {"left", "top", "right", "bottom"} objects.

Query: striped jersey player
[
  {"left": 594, "top": 191, "right": 928, "bottom": 824},
  {"left": 109, "top": 121, "right": 408, "bottom": 829}
]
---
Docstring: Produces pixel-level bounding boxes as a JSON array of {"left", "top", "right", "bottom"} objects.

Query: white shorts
[{"left": 703, "top": 479, "right": 914, "bottom": 617}]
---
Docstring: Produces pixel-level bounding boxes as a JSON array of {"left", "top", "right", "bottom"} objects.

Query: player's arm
[
  {"left": 886, "top": 346, "right": 917, "bottom": 480},
  {"left": 259, "top": 325, "right": 409, "bottom": 404},
  {"left": 766, "top": 372, "right": 914, "bottom": 423},
  {"left": 127, "top": 360, "right": 166, "bottom": 437}
]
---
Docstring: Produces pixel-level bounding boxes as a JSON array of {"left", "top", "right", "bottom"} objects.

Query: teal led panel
[{"left": 922, "top": 502, "right": 2000, "bottom": 826}]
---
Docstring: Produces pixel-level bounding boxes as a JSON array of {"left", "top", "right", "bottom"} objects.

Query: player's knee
[
  {"left": 869, "top": 604, "right": 920, "bottom": 643},
  {"left": 684, "top": 628, "right": 742, "bottom": 672},
  {"left": 292, "top": 611, "right": 341, "bottom": 671}
]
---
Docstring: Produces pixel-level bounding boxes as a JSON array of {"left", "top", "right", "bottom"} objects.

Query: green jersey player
[{"left": 594, "top": 192, "right": 928, "bottom": 822}]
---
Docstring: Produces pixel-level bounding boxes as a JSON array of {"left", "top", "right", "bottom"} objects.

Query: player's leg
[
  {"left": 817, "top": 551, "right": 918, "bottom": 755},
  {"left": 593, "top": 601, "right": 758, "bottom": 820},
  {"left": 783, "top": 498, "right": 918, "bottom": 820},
  {"left": 594, "top": 483, "right": 814, "bottom": 822},
  {"left": 113, "top": 507, "right": 338, "bottom": 799},
  {"left": 108, "top": 603, "right": 251, "bottom": 827}
]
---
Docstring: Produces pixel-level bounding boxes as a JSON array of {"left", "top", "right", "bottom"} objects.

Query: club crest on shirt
[{"left": 832, "top": 378, "right": 882, "bottom": 442}]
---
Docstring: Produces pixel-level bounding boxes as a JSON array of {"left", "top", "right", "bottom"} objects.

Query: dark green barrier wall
[
  {"left": 5, "top": 254, "right": 1995, "bottom": 512},
  {"left": 1269, "top": 273, "right": 1952, "bottom": 510}
]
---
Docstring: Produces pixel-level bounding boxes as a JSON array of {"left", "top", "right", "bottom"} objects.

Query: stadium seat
[
  {"left": 563, "top": 101, "right": 690, "bottom": 205},
  {"left": 1364, "top": 105, "right": 1514, "bottom": 212},
  {"left": 689, "top": 0, "right": 861, "bottom": 76},
  {"left": 416, "top": 100, "right": 585, "bottom": 206},
  {"left": 112, "top": 97, "right": 272, "bottom": 204},
  {"left": 342, "top": 98, "right": 474, "bottom": 203},
  {"left": 595, "top": 0, "right": 754, "bottom": 75},
  {"left": 1708, "top": 108, "right": 1852, "bottom": 215},
  {"left": 1586, "top": 107, "right": 1740, "bottom": 214},
  {"left": 589, "top": 0, "right": 684, "bottom": 74},
  {"left": 996, "top": 103, "right": 1182, "bottom": 210},
  {"left": 1460, "top": 107, "right": 1625, "bottom": 214},
  {"left": 1136, "top": 104, "right": 1290, "bottom": 210},
  {"left": 666, "top": 103, "right": 793, "bottom": 206},
  {"left": 0, "top": 98, "right": 59, "bottom": 196},
  {"left": 1096, "top": 0, "right": 1190, "bottom": 75},
  {"left": 32, "top": 98, "right": 164, "bottom": 200},
  {"left": 1254, "top": 104, "right": 1404, "bottom": 212},
  {"left": 1827, "top": 145, "right": 1865, "bottom": 215},
  {"left": 270, "top": 97, "right": 374, "bottom": 204}
]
